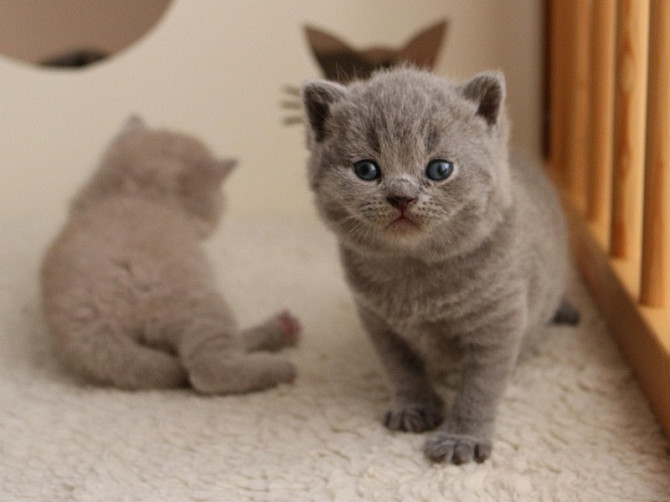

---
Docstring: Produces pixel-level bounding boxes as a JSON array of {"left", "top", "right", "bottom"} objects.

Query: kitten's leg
[
  {"left": 155, "top": 295, "right": 296, "bottom": 394},
  {"left": 358, "top": 305, "right": 444, "bottom": 432},
  {"left": 188, "top": 350, "right": 296, "bottom": 394},
  {"left": 424, "top": 328, "right": 523, "bottom": 465},
  {"left": 178, "top": 325, "right": 295, "bottom": 394},
  {"left": 240, "top": 310, "right": 301, "bottom": 352},
  {"left": 551, "top": 298, "right": 580, "bottom": 325}
]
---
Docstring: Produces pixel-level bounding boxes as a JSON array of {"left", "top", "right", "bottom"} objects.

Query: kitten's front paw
[
  {"left": 384, "top": 401, "right": 444, "bottom": 433},
  {"left": 424, "top": 431, "right": 492, "bottom": 464}
]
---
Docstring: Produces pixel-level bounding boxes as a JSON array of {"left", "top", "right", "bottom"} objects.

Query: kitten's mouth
[{"left": 386, "top": 214, "right": 421, "bottom": 232}]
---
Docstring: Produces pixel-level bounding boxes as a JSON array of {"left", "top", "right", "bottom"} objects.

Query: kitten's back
[{"left": 40, "top": 117, "right": 233, "bottom": 389}]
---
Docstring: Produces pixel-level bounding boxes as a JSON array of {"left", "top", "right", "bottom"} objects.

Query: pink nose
[{"left": 386, "top": 196, "right": 417, "bottom": 212}]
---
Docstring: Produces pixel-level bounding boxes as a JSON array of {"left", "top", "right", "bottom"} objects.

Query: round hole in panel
[{"left": 0, "top": 0, "right": 173, "bottom": 69}]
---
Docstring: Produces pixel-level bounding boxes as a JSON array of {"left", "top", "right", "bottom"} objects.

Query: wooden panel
[
  {"left": 640, "top": 0, "right": 670, "bottom": 308},
  {"left": 609, "top": 0, "right": 650, "bottom": 287},
  {"left": 587, "top": 0, "right": 616, "bottom": 249}
]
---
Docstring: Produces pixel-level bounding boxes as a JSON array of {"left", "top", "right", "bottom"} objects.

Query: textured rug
[{"left": 1, "top": 212, "right": 670, "bottom": 501}]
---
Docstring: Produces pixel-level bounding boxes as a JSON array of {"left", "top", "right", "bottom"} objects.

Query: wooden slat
[
  {"left": 563, "top": 0, "right": 592, "bottom": 212},
  {"left": 640, "top": 0, "right": 670, "bottom": 307},
  {"left": 609, "top": 0, "right": 650, "bottom": 294},
  {"left": 587, "top": 0, "right": 616, "bottom": 249},
  {"left": 547, "top": 0, "right": 571, "bottom": 185}
]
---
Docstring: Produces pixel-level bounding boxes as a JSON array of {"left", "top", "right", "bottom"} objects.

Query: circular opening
[{"left": 0, "top": 0, "right": 173, "bottom": 69}]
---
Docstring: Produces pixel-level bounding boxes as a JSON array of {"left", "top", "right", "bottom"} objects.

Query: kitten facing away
[
  {"left": 304, "top": 20, "right": 448, "bottom": 84},
  {"left": 282, "top": 20, "right": 448, "bottom": 126},
  {"left": 40, "top": 116, "right": 299, "bottom": 393},
  {"left": 302, "top": 68, "right": 578, "bottom": 464}
]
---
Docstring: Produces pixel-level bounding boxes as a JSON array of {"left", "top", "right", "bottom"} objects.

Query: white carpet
[{"left": 2, "top": 211, "right": 670, "bottom": 501}]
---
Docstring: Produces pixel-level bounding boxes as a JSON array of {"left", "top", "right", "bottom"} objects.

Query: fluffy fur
[
  {"left": 40, "top": 116, "right": 300, "bottom": 393},
  {"left": 302, "top": 68, "right": 576, "bottom": 464}
]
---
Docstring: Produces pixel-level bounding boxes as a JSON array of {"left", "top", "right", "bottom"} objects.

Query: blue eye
[
  {"left": 353, "top": 160, "right": 381, "bottom": 181},
  {"left": 425, "top": 159, "right": 454, "bottom": 181}
]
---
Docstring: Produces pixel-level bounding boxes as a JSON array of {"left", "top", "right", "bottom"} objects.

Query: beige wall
[{"left": 0, "top": 0, "right": 543, "bottom": 222}]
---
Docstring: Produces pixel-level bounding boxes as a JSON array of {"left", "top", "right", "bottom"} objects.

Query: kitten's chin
[
  {"left": 384, "top": 215, "right": 423, "bottom": 234},
  {"left": 376, "top": 217, "right": 433, "bottom": 251},
  {"left": 328, "top": 212, "right": 432, "bottom": 256}
]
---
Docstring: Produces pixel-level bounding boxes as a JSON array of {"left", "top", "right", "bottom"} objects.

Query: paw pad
[{"left": 277, "top": 310, "right": 301, "bottom": 344}]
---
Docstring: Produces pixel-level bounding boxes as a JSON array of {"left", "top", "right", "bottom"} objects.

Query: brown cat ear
[
  {"left": 302, "top": 79, "right": 349, "bottom": 142},
  {"left": 461, "top": 72, "right": 506, "bottom": 127},
  {"left": 399, "top": 20, "right": 448, "bottom": 69},
  {"left": 212, "top": 158, "right": 237, "bottom": 181},
  {"left": 305, "top": 25, "right": 354, "bottom": 56},
  {"left": 304, "top": 25, "right": 364, "bottom": 82}
]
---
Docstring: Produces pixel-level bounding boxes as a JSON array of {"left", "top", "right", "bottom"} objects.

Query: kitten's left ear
[
  {"left": 302, "top": 79, "right": 349, "bottom": 142},
  {"left": 212, "top": 158, "right": 237, "bottom": 182},
  {"left": 461, "top": 72, "right": 506, "bottom": 127}
]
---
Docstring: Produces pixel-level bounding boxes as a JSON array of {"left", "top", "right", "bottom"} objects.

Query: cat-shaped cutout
[
  {"left": 41, "top": 116, "right": 300, "bottom": 393},
  {"left": 282, "top": 20, "right": 448, "bottom": 125},
  {"left": 302, "top": 68, "right": 577, "bottom": 464}
]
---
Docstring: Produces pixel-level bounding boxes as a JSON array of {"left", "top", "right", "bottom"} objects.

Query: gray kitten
[
  {"left": 41, "top": 116, "right": 299, "bottom": 393},
  {"left": 302, "top": 68, "right": 576, "bottom": 464}
]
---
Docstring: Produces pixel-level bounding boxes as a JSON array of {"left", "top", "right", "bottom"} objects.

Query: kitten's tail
[{"left": 60, "top": 328, "right": 188, "bottom": 390}]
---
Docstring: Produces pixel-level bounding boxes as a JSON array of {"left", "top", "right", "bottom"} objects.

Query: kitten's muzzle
[
  {"left": 384, "top": 176, "right": 420, "bottom": 212},
  {"left": 386, "top": 196, "right": 418, "bottom": 212}
]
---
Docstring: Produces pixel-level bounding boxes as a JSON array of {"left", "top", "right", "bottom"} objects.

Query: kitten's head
[
  {"left": 302, "top": 68, "right": 511, "bottom": 259},
  {"left": 75, "top": 115, "right": 236, "bottom": 236}
]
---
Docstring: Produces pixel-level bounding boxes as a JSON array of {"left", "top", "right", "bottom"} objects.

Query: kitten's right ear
[{"left": 302, "top": 80, "right": 348, "bottom": 142}]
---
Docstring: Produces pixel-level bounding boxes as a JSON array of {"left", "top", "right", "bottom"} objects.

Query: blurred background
[{"left": 0, "top": 0, "right": 543, "bottom": 222}]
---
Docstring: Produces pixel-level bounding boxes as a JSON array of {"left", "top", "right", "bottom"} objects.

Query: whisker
[
  {"left": 280, "top": 100, "right": 303, "bottom": 110},
  {"left": 336, "top": 213, "right": 377, "bottom": 244},
  {"left": 282, "top": 85, "right": 301, "bottom": 96},
  {"left": 282, "top": 115, "right": 305, "bottom": 126}
]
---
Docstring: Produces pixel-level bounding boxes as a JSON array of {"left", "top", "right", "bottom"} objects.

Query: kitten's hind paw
[
  {"left": 424, "top": 431, "right": 492, "bottom": 464},
  {"left": 384, "top": 401, "right": 444, "bottom": 433},
  {"left": 241, "top": 310, "right": 301, "bottom": 352},
  {"left": 276, "top": 310, "right": 301, "bottom": 346}
]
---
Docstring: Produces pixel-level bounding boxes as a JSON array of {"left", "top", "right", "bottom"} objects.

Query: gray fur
[
  {"left": 302, "top": 68, "right": 570, "bottom": 464},
  {"left": 41, "top": 116, "right": 300, "bottom": 393}
]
